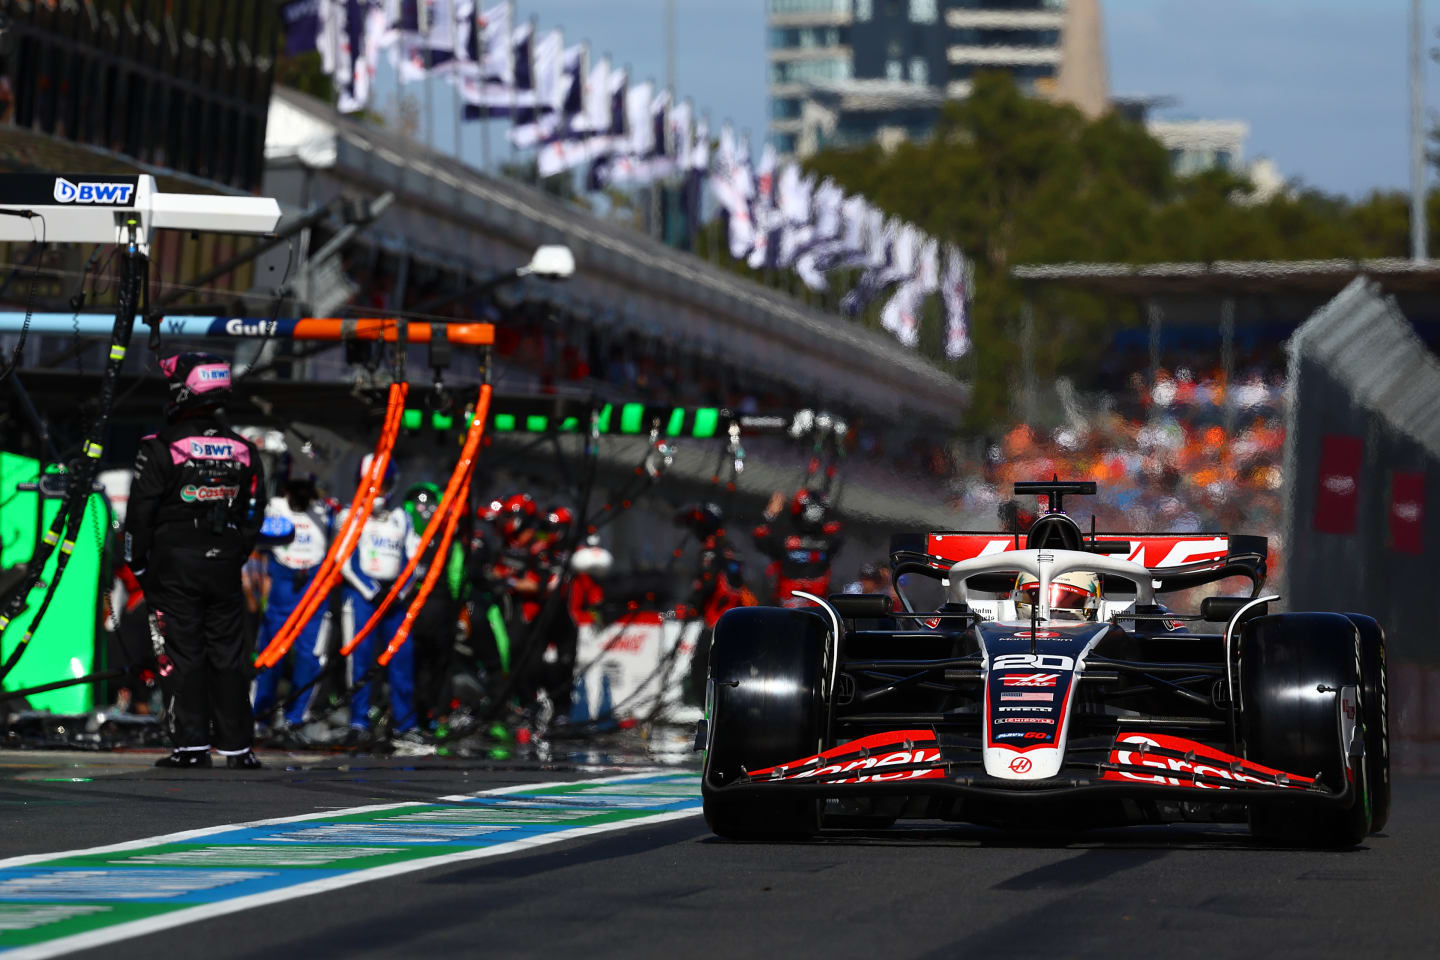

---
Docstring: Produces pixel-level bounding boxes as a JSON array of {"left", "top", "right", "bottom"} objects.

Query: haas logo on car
[{"left": 1001, "top": 673, "right": 1059, "bottom": 687}]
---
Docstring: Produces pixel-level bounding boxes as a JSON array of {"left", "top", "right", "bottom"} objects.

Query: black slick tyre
[
  {"left": 702, "top": 606, "right": 828, "bottom": 840},
  {"left": 1241, "top": 613, "right": 1369, "bottom": 848}
]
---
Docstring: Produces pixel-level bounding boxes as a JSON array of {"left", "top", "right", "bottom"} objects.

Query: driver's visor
[{"left": 1014, "top": 582, "right": 1094, "bottom": 611}]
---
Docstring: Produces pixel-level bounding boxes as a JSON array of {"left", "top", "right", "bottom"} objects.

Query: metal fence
[{"left": 1282, "top": 278, "right": 1440, "bottom": 766}]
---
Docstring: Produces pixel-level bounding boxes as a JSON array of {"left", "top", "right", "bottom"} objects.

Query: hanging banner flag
[
  {"left": 1313, "top": 434, "right": 1364, "bottom": 535},
  {"left": 394, "top": 0, "right": 463, "bottom": 82},
  {"left": 507, "top": 30, "right": 565, "bottom": 147},
  {"left": 713, "top": 127, "right": 756, "bottom": 260},
  {"left": 841, "top": 217, "right": 901, "bottom": 316},
  {"left": 942, "top": 243, "right": 972, "bottom": 359},
  {"left": 880, "top": 236, "right": 937, "bottom": 348},
  {"left": 461, "top": 20, "right": 536, "bottom": 116},
  {"left": 1389, "top": 470, "right": 1426, "bottom": 554},
  {"left": 793, "top": 178, "right": 844, "bottom": 290},
  {"left": 535, "top": 61, "right": 625, "bottom": 176},
  {"left": 744, "top": 145, "right": 778, "bottom": 270},
  {"left": 593, "top": 86, "right": 680, "bottom": 187},
  {"left": 774, "top": 165, "right": 815, "bottom": 269},
  {"left": 281, "top": 0, "right": 323, "bottom": 56}
]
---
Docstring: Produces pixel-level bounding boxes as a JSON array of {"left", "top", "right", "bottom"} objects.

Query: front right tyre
[{"left": 702, "top": 606, "right": 829, "bottom": 840}]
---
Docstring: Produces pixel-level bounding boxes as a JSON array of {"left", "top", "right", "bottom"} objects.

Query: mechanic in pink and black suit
[
  {"left": 752, "top": 488, "right": 844, "bottom": 608},
  {"left": 124, "top": 353, "right": 265, "bottom": 770}
]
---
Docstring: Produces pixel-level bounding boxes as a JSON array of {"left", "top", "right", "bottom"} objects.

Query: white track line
[{"left": 2, "top": 771, "right": 702, "bottom": 960}]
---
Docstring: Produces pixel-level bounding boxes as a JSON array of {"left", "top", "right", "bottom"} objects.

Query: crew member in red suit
[
  {"left": 677, "top": 502, "right": 752, "bottom": 704},
  {"left": 752, "top": 487, "right": 844, "bottom": 607}
]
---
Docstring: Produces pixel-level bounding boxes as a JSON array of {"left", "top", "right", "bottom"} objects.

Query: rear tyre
[
  {"left": 1345, "top": 613, "right": 1390, "bottom": 833},
  {"left": 702, "top": 607, "right": 828, "bottom": 840},
  {"left": 1241, "top": 613, "right": 1369, "bottom": 848}
]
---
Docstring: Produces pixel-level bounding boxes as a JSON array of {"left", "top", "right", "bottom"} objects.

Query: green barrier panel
[
  {"left": 403, "top": 404, "right": 735, "bottom": 439},
  {"left": 0, "top": 452, "right": 108, "bottom": 713}
]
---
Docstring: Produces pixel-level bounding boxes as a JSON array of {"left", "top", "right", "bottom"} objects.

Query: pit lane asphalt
[{"left": 3, "top": 751, "right": 1436, "bottom": 959}]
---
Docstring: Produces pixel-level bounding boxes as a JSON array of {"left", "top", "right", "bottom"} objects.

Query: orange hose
[
  {"left": 256, "top": 382, "right": 408, "bottom": 668},
  {"left": 264, "top": 398, "right": 402, "bottom": 667},
  {"left": 341, "top": 384, "right": 493, "bottom": 656},
  {"left": 378, "top": 457, "right": 475, "bottom": 668}
]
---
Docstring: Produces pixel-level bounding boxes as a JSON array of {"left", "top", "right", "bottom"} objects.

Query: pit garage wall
[{"left": 1283, "top": 285, "right": 1440, "bottom": 773}]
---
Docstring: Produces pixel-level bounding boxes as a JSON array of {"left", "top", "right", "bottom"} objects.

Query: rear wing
[{"left": 889, "top": 532, "right": 1269, "bottom": 594}]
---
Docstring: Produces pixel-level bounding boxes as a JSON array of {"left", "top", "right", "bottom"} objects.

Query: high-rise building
[{"left": 769, "top": 0, "right": 1109, "bottom": 158}]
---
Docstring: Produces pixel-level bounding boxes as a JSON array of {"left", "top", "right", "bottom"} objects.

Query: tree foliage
[{"left": 804, "top": 72, "right": 1424, "bottom": 426}]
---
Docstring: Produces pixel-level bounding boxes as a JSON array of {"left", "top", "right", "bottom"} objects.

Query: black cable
[
  {"left": 0, "top": 212, "right": 46, "bottom": 387},
  {"left": 0, "top": 669, "right": 127, "bottom": 705},
  {"left": 0, "top": 237, "right": 143, "bottom": 683},
  {"left": 233, "top": 238, "right": 296, "bottom": 388}
]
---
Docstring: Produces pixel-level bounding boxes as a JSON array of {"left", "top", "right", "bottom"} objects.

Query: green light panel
[
  {"left": 693, "top": 407, "right": 719, "bottom": 438},
  {"left": 620, "top": 403, "right": 644, "bottom": 434}
]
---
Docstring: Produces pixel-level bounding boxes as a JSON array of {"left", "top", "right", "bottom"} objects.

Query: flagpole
[
  {"left": 453, "top": 4, "right": 463, "bottom": 163},
  {"left": 423, "top": 7, "right": 434, "bottom": 152}
]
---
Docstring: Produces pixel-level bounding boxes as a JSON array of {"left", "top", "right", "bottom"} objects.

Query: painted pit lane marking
[{"left": 0, "top": 771, "right": 701, "bottom": 958}]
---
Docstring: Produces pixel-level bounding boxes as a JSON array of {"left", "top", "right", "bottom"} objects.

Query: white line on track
[{"left": 2, "top": 770, "right": 702, "bottom": 960}]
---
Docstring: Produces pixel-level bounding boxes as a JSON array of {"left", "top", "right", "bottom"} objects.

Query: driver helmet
[
  {"left": 403, "top": 482, "right": 443, "bottom": 528},
  {"left": 792, "top": 488, "right": 829, "bottom": 533},
  {"left": 160, "top": 352, "right": 232, "bottom": 419},
  {"left": 1012, "top": 570, "right": 1101, "bottom": 622}
]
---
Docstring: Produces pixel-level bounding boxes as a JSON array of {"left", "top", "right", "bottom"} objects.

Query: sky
[{"left": 401, "top": 1, "right": 1439, "bottom": 198}]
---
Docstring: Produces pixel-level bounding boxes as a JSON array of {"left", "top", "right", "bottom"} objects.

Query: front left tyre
[{"left": 1241, "top": 612, "right": 1370, "bottom": 848}]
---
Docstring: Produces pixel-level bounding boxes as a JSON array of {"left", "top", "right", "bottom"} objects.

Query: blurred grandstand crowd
[{"left": 952, "top": 356, "right": 1288, "bottom": 566}]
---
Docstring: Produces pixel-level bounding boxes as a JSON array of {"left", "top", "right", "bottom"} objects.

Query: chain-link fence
[{"left": 1282, "top": 278, "right": 1440, "bottom": 769}]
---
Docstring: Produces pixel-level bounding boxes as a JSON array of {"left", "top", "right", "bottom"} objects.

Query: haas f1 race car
[{"left": 700, "top": 482, "right": 1389, "bottom": 847}]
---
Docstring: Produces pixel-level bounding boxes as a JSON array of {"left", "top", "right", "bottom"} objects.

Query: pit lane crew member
[
  {"left": 251, "top": 476, "right": 333, "bottom": 735},
  {"left": 752, "top": 487, "right": 844, "bottom": 606},
  {"left": 676, "top": 502, "right": 752, "bottom": 704},
  {"left": 402, "top": 482, "right": 468, "bottom": 726},
  {"left": 124, "top": 353, "right": 265, "bottom": 769},
  {"left": 339, "top": 456, "right": 423, "bottom": 750}
]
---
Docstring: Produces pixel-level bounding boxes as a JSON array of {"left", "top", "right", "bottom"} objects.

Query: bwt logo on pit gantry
[{"left": 52, "top": 177, "right": 136, "bottom": 205}]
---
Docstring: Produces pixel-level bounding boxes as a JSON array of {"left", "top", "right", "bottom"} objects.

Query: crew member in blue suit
[
  {"left": 339, "top": 454, "right": 424, "bottom": 751},
  {"left": 252, "top": 475, "right": 334, "bottom": 738}
]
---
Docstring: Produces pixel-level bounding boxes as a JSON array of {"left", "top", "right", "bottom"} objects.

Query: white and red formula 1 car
[{"left": 699, "top": 481, "right": 1388, "bottom": 847}]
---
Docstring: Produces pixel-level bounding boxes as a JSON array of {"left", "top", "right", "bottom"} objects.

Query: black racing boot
[
  {"left": 224, "top": 751, "right": 264, "bottom": 770},
  {"left": 155, "top": 750, "right": 212, "bottom": 768}
]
